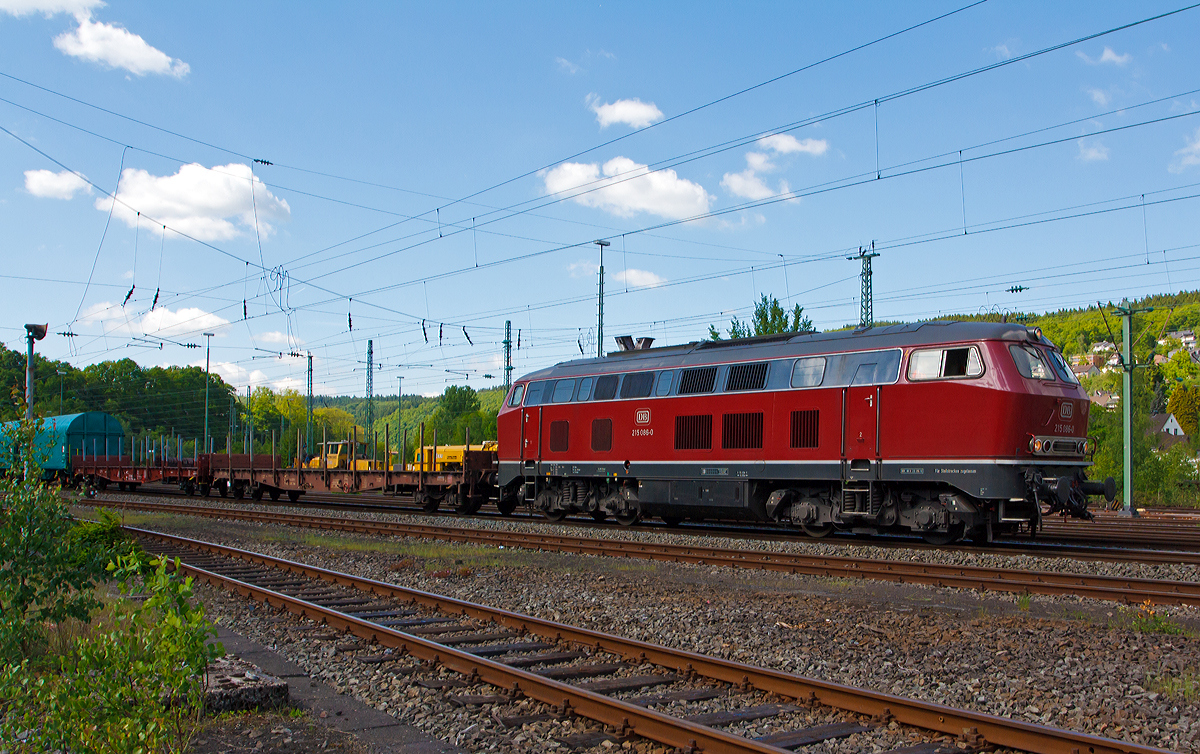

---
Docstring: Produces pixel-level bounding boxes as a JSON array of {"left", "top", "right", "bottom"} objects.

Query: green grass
[
  {"left": 1148, "top": 668, "right": 1200, "bottom": 701},
  {"left": 1111, "top": 601, "right": 1188, "bottom": 635},
  {"left": 1016, "top": 592, "right": 1032, "bottom": 612}
]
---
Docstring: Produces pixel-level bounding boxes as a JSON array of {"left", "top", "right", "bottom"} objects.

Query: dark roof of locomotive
[{"left": 519, "top": 320, "right": 1050, "bottom": 381}]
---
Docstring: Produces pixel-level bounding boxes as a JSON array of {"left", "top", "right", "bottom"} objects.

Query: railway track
[
  {"left": 131, "top": 525, "right": 1173, "bottom": 754},
  {"left": 89, "top": 499, "right": 1200, "bottom": 607},
  {"left": 88, "top": 484, "right": 1200, "bottom": 563}
]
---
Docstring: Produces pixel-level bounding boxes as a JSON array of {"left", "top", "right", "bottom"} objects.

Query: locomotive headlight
[
  {"left": 1030, "top": 438, "right": 1043, "bottom": 453},
  {"left": 1079, "top": 440, "right": 1088, "bottom": 454}
]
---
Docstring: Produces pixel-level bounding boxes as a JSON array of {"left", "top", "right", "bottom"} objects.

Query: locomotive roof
[{"left": 519, "top": 320, "right": 1051, "bottom": 381}]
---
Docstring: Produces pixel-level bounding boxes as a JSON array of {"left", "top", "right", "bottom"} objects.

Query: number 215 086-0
[{"left": 632, "top": 428, "right": 654, "bottom": 437}]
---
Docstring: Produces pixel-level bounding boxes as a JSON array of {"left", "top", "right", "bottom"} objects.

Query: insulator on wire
[
  {"left": 517, "top": 329, "right": 521, "bottom": 349},
  {"left": 439, "top": 323, "right": 443, "bottom": 346},
  {"left": 151, "top": 288, "right": 160, "bottom": 310},
  {"left": 422, "top": 319, "right": 428, "bottom": 343},
  {"left": 123, "top": 285, "right": 135, "bottom": 306},
  {"left": 463, "top": 327, "right": 472, "bottom": 345}
]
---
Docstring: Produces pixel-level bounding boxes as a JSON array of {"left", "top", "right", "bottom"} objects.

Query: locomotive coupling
[{"left": 1080, "top": 476, "right": 1117, "bottom": 503}]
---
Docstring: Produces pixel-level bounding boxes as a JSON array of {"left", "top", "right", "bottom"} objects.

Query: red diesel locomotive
[{"left": 496, "top": 321, "right": 1116, "bottom": 543}]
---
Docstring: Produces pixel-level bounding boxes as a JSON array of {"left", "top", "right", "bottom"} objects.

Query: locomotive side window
[
  {"left": 824, "top": 349, "right": 902, "bottom": 387},
  {"left": 551, "top": 379, "right": 576, "bottom": 403},
  {"left": 593, "top": 374, "right": 619, "bottom": 400},
  {"left": 620, "top": 371, "right": 655, "bottom": 399},
  {"left": 656, "top": 371, "right": 673, "bottom": 396},
  {"left": 508, "top": 384, "right": 525, "bottom": 406},
  {"left": 1047, "top": 350, "right": 1079, "bottom": 385},
  {"left": 726, "top": 362, "right": 769, "bottom": 391},
  {"left": 549, "top": 421, "right": 569, "bottom": 452},
  {"left": 591, "top": 418, "right": 612, "bottom": 451},
  {"left": 790, "top": 357, "right": 826, "bottom": 388},
  {"left": 1009, "top": 344, "right": 1052, "bottom": 380},
  {"left": 907, "top": 347, "right": 984, "bottom": 381},
  {"left": 678, "top": 366, "right": 718, "bottom": 394},
  {"left": 577, "top": 377, "right": 594, "bottom": 401}
]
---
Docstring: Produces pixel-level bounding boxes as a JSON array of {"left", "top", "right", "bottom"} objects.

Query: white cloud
[
  {"left": 99, "top": 162, "right": 290, "bottom": 241},
  {"left": 81, "top": 301, "right": 230, "bottom": 338},
  {"left": 568, "top": 260, "right": 597, "bottom": 278},
  {"left": 23, "top": 168, "right": 91, "bottom": 199},
  {"left": 207, "top": 361, "right": 269, "bottom": 389},
  {"left": 1077, "top": 141, "right": 1109, "bottom": 162},
  {"left": 1076, "top": 46, "right": 1131, "bottom": 66},
  {"left": 991, "top": 44, "right": 1012, "bottom": 60},
  {"left": 54, "top": 16, "right": 189, "bottom": 77},
  {"left": 1170, "top": 128, "right": 1200, "bottom": 174},
  {"left": 555, "top": 56, "right": 580, "bottom": 74},
  {"left": 0, "top": 0, "right": 102, "bottom": 17},
  {"left": 758, "top": 133, "right": 828, "bottom": 156},
  {"left": 258, "top": 330, "right": 302, "bottom": 345},
  {"left": 721, "top": 168, "right": 775, "bottom": 201},
  {"left": 1087, "top": 88, "right": 1111, "bottom": 107},
  {"left": 542, "top": 156, "right": 712, "bottom": 219},
  {"left": 586, "top": 94, "right": 664, "bottom": 129},
  {"left": 614, "top": 268, "right": 665, "bottom": 288}
]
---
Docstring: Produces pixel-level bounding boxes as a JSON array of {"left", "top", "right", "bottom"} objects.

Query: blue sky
[{"left": 1, "top": 1, "right": 1198, "bottom": 397}]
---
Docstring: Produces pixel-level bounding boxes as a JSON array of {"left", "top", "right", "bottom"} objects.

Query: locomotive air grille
[
  {"left": 790, "top": 409, "right": 819, "bottom": 449},
  {"left": 549, "top": 420, "right": 569, "bottom": 453},
  {"left": 725, "top": 362, "right": 769, "bottom": 391},
  {"left": 722, "top": 412, "right": 764, "bottom": 449},
  {"left": 678, "top": 366, "right": 718, "bottom": 394},
  {"left": 591, "top": 418, "right": 613, "bottom": 452},
  {"left": 675, "top": 414, "right": 713, "bottom": 450}
]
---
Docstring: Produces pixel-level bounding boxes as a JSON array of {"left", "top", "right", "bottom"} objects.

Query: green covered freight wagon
[{"left": 0, "top": 412, "right": 127, "bottom": 475}]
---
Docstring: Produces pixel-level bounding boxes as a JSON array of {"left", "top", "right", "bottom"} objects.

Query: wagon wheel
[
  {"left": 661, "top": 515, "right": 683, "bottom": 527},
  {"left": 251, "top": 486, "right": 264, "bottom": 501},
  {"left": 218, "top": 482, "right": 228, "bottom": 498},
  {"left": 801, "top": 523, "right": 833, "bottom": 538},
  {"left": 415, "top": 490, "right": 439, "bottom": 513},
  {"left": 496, "top": 495, "right": 519, "bottom": 517},
  {"left": 287, "top": 490, "right": 302, "bottom": 503},
  {"left": 614, "top": 511, "right": 640, "bottom": 527},
  {"left": 268, "top": 488, "right": 280, "bottom": 502},
  {"left": 232, "top": 484, "right": 245, "bottom": 500},
  {"left": 921, "top": 523, "right": 965, "bottom": 546},
  {"left": 199, "top": 483, "right": 211, "bottom": 497}
]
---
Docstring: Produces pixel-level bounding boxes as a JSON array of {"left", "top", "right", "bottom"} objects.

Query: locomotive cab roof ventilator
[{"left": 614, "top": 336, "right": 655, "bottom": 352}]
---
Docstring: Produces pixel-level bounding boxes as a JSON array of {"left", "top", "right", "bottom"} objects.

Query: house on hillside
[
  {"left": 1148, "top": 413, "right": 1189, "bottom": 452},
  {"left": 1072, "top": 363, "right": 1101, "bottom": 379},
  {"left": 1167, "top": 330, "right": 1198, "bottom": 348},
  {"left": 1091, "top": 341, "right": 1116, "bottom": 353},
  {"left": 1090, "top": 390, "right": 1119, "bottom": 409}
]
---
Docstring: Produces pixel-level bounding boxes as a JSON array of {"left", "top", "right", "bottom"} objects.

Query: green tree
[
  {"left": 709, "top": 294, "right": 814, "bottom": 340},
  {"left": 1167, "top": 384, "right": 1200, "bottom": 436}
]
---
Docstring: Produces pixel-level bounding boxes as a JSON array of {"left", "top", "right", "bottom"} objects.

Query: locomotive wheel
[
  {"left": 589, "top": 509, "right": 607, "bottom": 522},
  {"left": 541, "top": 509, "right": 568, "bottom": 522},
  {"left": 922, "top": 523, "right": 964, "bottom": 546},
  {"left": 614, "top": 511, "right": 640, "bottom": 526},
  {"left": 661, "top": 516, "right": 682, "bottom": 527},
  {"left": 497, "top": 495, "right": 519, "bottom": 516},
  {"left": 268, "top": 488, "right": 280, "bottom": 502},
  {"left": 801, "top": 523, "right": 833, "bottom": 538},
  {"left": 287, "top": 490, "right": 302, "bottom": 503}
]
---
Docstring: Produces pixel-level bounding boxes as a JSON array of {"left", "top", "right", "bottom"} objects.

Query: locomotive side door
[
  {"left": 521, "top": 406, "right": 542, "bottom": 464},
  {"left": 844, "top": 363, "right": 882, "bottom": 482}
]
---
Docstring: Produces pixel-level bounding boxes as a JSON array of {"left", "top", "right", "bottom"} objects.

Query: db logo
[
  {"left": 1060, "top": 402, "right": 1074, "bottom": 419},
  {"left": 635, "top": 409, "right": 651, "bottom": 425}
]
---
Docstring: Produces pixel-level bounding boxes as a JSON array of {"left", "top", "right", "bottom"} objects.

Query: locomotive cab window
[
  {"left": 524, "top": 381, "right": 548, "bottom": 406},
  {"left": 593, "top": 374, "right": 619, "bottom": 400},
  {"left": 1047, "top": 350, "right": 1079, "bottom": 385},
  {"left": 551, "top": 379, "right": 576, "bottom": 403},
  {"left": 907, "top": 347, "right": 983, "bottom": 381},
  {"left": 1009, "top": 344, "right": 1052, "bottom": 380},
  {"left": 656, "top": 371, "right": 673, "bottom": 396},
  {"left": 790, "top": 357, "right": 825, "bottom": 388},
  {"left": 508, "top": 384, "right": 525, "bottom": 407}
]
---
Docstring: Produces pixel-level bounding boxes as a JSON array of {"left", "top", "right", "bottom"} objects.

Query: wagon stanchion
[
  {"left": 272, "top": 430, "right": 277, "bottom": 488},
  {"left": 384, "top": 423, "right": 390, "bottom": 492},
  {"left": 322, "top": 425, "right": 328, "bottom": 489},
  {"left": 351, "top": 427, "right": 358, "bottom": 492},
  {"left": 418, "top": 423, "right": 425, "bottom": 494}
]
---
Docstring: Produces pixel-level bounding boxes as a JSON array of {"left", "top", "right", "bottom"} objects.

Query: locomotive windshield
[
  {"left": 1009, "top": 344, "right": 1052, "bottom": 380},
  {"left": 1047, "top": 349, "right": 1079, "bottom": 384}
]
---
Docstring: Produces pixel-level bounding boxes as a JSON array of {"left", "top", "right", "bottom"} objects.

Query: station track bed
[
  {"left": 132, "top": 525, "right": 1172, "bottom": 754},
  {"left": 90, "top": 499, "right": 1200, "bottom": 607}
]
